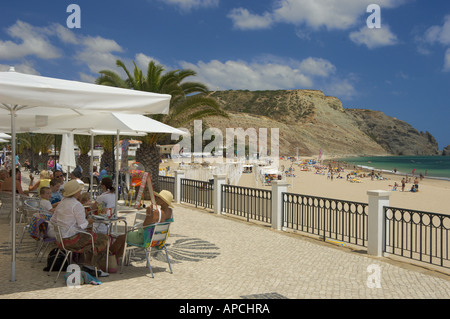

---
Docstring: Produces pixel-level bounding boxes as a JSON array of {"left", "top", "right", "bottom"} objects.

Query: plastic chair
[
  {"left": 16, "top": 197, "right": 42, "bottom": 252},
  {"left": 32, "top": 213, "right": 56, "bottom": 264},
  {"left": 120, "top": 221, "right": 173, "bottom": 277},
  {"left": 49, "top": 221, "right": 98, "bottom": 283},
  {"left": 0, "top": 191, "right": 13, "bottom": 217}
]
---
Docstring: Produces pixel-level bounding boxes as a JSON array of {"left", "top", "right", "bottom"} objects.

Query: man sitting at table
[{"left": 50, "top": 180, "right": 110, "bottom": 276}]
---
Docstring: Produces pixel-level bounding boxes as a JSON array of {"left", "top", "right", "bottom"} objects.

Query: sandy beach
[
  {"left": 240, "top": 158, "right": 450, "bottom": 215},
  {"left": 162, "top": 157, "right": 450, "bottom": 215}
]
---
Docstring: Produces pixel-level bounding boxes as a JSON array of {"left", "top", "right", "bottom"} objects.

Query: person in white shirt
[
  {"left": 90, "top": 177, "right": 115, "bottom": 234},
  {"left": 49, "top": 180, "right": 109, "bottom": 272},
  {"left": 39, "top": 187, "right": 55, "bottom": 213}
]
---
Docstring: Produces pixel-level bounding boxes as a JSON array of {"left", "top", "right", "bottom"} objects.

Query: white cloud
[
  {"left": 349, "top": 25, "right": 398, "bottom": 49},
  {"left": 420, "top": 15, "right": 450, "bottom": 72},
  {"left": 134, "top": 53, "right": 166, "bottom": 71},
  {"left": 0, "top": 61, "right": 40, "bottom": 75},
  {"left": 180, "top": 59, "right": 314, "bottom": 91},
  {"left": 326, "top": 78, "right": 357, "bottom": 100},
  {"left": 229, "top": 0, "right": 406, "bottom": 31},
  {"left": 159, "top": 0, "right": 218, "bottom": 11},
  {"left": 227, "top": 8, "right": 273, "bottom": 30},
  {"left": 298, "top": 57, "right": 336, "bottom": 77},
  {"left": 444, "top": 48, "right": 450, "bottom": 72},
  {"left": 179, "top": 56, "right": 356, "bottom": 100},
  {"left": 0, "top": 20, "right": 61, "bottom": 60},
  {"left": 74, "top": 36, "right": 124, "bottom": 74},
  {"left": 423, "top": 15, "right": 450, "bottom": 46}
]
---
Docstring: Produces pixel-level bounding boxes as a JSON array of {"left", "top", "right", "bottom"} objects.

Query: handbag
[{"left": 99, "top": 255, "right": 118, "bottom": 273}]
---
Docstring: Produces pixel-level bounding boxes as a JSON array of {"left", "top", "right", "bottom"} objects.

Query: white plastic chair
[{"left": 120, "top": 221, "right": 173, "bottom": 278}]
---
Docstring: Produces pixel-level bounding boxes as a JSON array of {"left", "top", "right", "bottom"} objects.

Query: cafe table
[{"left": 91, "top": 214, "right": 128, "bottom": 272}]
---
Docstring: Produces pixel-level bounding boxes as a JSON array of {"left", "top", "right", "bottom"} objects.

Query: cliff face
[
  {"left": 345, "top": 109, "right": 440, "bottom": 156},
  {"left": 204, "top": 90, "right": 440, "bottom": 157}
]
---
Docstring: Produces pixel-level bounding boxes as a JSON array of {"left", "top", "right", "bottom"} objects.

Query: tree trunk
[
  {"left": 100, "top": 150, "right": 114, "bottom": 175},
  {"left": 77, "top": 154, "right": 91, "bottom": 178},
  {"left": 136, "top": 143, "right": 161, "bottom": 196}
]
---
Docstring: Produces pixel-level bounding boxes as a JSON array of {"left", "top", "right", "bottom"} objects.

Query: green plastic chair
[{"left": 121, "top": 221, "right": 173, "bottom": 277}]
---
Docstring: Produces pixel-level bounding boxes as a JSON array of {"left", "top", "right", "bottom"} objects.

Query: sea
[{"left": 335, "top": 156, "right": 450, "bottom": 181}]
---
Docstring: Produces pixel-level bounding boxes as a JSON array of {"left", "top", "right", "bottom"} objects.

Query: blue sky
[{"left": 1, "top": 0, "right": 450, "bottom": 149}]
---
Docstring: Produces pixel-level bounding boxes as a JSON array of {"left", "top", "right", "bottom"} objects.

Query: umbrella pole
[
  {"left": 10, "top": 108, "right": 16, "bottom": 282},
  {"left": 90, "top": 132, "right": 94, "bottom": 201},
  {"left": 115, "top": 130, "right": 120, "bottom": 216}
]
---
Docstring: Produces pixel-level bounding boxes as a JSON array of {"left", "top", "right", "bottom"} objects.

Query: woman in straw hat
[
  {"left": 109, "top": 190, "right": 174, "bottom": 257},
  {"left": 50, "top": 179, "right": 110, "bottom": 275}
]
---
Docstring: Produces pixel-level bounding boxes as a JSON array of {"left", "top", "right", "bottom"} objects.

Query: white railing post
[
  {"left": 367, "top": 190, "right": 391, "bottom": 257},
  {"left": 174, "top": 170, "right": 185, "bottom": 203},
  {"left": 271, "top": 180, "right": 289, "bottom": 231},
  {"left": 213, "top": 174, "right": 227, "bottom": 215}
]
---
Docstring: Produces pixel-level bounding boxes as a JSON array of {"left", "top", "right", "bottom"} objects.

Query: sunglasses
[{"left": 55, "top": 175, "right": 64, "bottom": 178}]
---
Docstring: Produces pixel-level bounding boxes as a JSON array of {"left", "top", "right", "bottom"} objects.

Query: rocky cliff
[{"left": 201, "top": 89, "right": 441, "bottom": 157}]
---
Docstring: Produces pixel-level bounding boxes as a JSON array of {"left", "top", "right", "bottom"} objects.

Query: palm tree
[
  {"left": 17, "top": 133, "right": 54, "bottom": 172},
  {"left": 97, "top": 135, "right": 115, "bottom": 174},
  {"left": 74, "top": 134, "right": 91, "bottom": 179},
  {"left": 96, "top": 59, "right": 228, "bottom": 193}
]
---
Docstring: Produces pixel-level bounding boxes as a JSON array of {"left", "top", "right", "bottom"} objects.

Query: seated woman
[
  {"left": 0, "top": 168, "right": 25, "bottom": 194},
  {"left": 49, "top": 180, "right": 110, "bottom": 275},
  {"left": 29, "top": 170, "right": 52, "bottom": 194},
  {"left": 109, "top": 190, "right": 174, "bottom": 258}
]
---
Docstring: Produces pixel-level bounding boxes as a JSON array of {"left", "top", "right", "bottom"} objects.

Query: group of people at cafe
[{"left": 0, "top": 164, "right": 175, "bottom": 277}]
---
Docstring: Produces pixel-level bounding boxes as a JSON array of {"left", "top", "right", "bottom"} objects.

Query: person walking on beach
[{"left": 401, "top": 178, "right": 406, "bottom": 192}]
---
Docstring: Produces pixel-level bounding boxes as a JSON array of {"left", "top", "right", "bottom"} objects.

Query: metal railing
[
  {"left": 282, "top": 193, "right": 368, "bottom": 247},
  {"left": 384, "top": 206, "right": 450, "bottom": 269},
  {"left": 221, "top": 184, "right": 272, "bottom": 223},
  {"left": 180, "top": 178, "right": 213, "bottom": 209},
  {"left": 158, "top": 176, "right": 175, "bottom": 194}
]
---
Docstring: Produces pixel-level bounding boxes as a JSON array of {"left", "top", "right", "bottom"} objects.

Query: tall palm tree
[
  {"left": 17, "top": 133, "right": 54, "bottom": 172},
  {"left": 74, "top": 134, "right": 91, "bottom": 179},
  {"left": 97, "top": 135, "right": 115, "bottom": 174},
  {"left": 96, "top": 59, "right": 228, "bottom": 193}
]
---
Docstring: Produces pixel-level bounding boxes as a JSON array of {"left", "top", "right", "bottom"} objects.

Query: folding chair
[
  {"left": 0, "top": 191, "right": 13, "bottom": 217},
  {"left": 120, "top": 221, "right": 173, "bottom": 278},
  {"left": 49, "top": 221, "right": 98, "bottom": 283},
  {"left": 16, "top": 197, "right": 42, "bottom": 252}
]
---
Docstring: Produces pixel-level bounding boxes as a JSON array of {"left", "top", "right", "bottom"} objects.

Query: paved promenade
[
  {"left": 1, "top": 198, "right": 449, "bottom": 300},
  {"left": 0, "top": 168, "right": 449, "bottom": 302}
]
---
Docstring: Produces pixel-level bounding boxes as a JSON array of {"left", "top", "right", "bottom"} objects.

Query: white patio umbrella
[
  {"left": 32, "top": 112, "right": 187, "bottom": 210},
  {"left": 0, "top": 133, "right": 11, "bottom": 139},
  {"left": 59, "top": 133, "right": 77, "bottom": 174},
  {"left": 0, "top": 67, "right": 171, "bottom": 282},
  {"left": 0, "top": 138, "right": 9, "bottom": 143}
]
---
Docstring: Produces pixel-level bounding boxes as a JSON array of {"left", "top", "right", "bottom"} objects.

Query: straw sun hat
[
  {"left": 63, "top": 179, "right": 84, "bottom": 197},
  {"left": 155, "top": 190, "right": 174, "bottom": 208}
]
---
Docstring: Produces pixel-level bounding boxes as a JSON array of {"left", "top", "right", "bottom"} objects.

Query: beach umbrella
[
  {"left": 0, "top": 67, "right": 171, "bottom": 282},
  {"left": 0, "top": 133, "right": 11, "bottom": 139},
  {"left": 59, "top": 133, "right": 77, "bottom": 175},
  {"left": 31, "top": 112, "right": 187, "bottom": 209}
]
